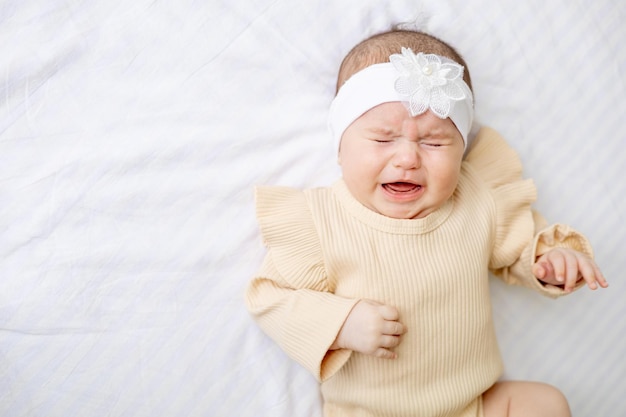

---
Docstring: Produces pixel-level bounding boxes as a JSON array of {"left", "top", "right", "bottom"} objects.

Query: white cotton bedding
[{"left": 1, "top": 1, "right": 625, "bottom": 416}]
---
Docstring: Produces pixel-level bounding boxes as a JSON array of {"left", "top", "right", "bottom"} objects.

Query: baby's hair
[{"left": 336, "top": 29, "right": 472, "bottom": 93}]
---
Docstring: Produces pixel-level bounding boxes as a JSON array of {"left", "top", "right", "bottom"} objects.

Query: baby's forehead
[{"left": 354, "top": 103, "right": 461, "bottom": 137}]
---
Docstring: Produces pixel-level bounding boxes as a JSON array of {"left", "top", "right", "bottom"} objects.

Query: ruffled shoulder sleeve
[
  {"left": 464, "top": 127, "right": 537, "bottom": 270},
  {"left": 255, "top": 186, "right": 327, "bottom": 291}
]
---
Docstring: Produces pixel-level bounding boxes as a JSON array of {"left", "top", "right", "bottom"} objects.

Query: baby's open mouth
[{"left": 383, "top": 182, "right": 422, "bottom": 193}]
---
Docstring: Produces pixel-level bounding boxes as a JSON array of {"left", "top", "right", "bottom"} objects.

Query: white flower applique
[{"left": 390, "top": 47, "right": 467, "bottom": 119}]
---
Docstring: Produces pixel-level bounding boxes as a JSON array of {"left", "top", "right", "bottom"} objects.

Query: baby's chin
[{"left": 371, "top": 192, "right": 443, "bottom": 220}]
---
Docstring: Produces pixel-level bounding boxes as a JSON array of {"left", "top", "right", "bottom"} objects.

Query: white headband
[{"left": 328, "top": 48, "right": 474, "bottom": 151}]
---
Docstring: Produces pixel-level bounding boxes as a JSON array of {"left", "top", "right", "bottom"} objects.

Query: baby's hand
[
  {"left": 330, "top": 299, "right": 406, "bottom": 359},
  {"left": 532, "top": 248, "right": 608, "bottom": 293}
]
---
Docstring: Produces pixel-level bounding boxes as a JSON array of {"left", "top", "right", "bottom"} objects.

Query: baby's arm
[
  {"left": 330, "top": 300, "right": 407, "bottom": 359},
  {"left": 532, "top": 248, "right": 608, "bottom": 293},
  {"left": 246, "top": 271, "right": 358, "bottom": 381}
]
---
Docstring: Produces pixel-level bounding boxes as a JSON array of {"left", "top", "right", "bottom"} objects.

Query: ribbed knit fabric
[{"left": 245, "top": 127, "right": 592, "bottom": 417}]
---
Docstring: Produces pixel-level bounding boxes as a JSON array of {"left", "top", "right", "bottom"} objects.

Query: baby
[{"left": 246, "top": 29, "right": 607, "bottom": 417}]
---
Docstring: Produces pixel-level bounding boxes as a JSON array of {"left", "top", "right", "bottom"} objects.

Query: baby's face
[{"left": 338, "top": 102, "right": 464, "bottom": 219}]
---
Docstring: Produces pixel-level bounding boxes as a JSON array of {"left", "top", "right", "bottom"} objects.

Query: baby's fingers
[
  {"left": 380, "top": 334, "right": 402, "bottom": 349},
  {"left": 382, "top": 320, "right": 406, "bottom": 336},
  {"left": 595, "top": 265, "right": 609, "bottom": 288},
  {"left": 578, "top": 259, "right": 608, "bottom": 290},
  {"left": 549, "top": 253, "right": 567, "bottom": 284},
  {"left": 563, "top": 253, "right": 585, "bottom": 292},
  {"left": 374, "top": 347, "right": 397, "bottom": 360}
]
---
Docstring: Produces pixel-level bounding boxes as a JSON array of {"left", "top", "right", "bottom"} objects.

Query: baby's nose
[{"left": 392, "top": 142, "right": 420, "bottom": 169}]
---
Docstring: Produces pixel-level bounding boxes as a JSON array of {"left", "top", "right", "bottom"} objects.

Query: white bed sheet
[{"left": 1, "top": 1, "right": 625, "bottom": 416}]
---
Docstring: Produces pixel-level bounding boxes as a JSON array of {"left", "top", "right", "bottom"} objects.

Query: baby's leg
[{"left": 482, "top": 381, "right": 571, "bottom": 417}]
